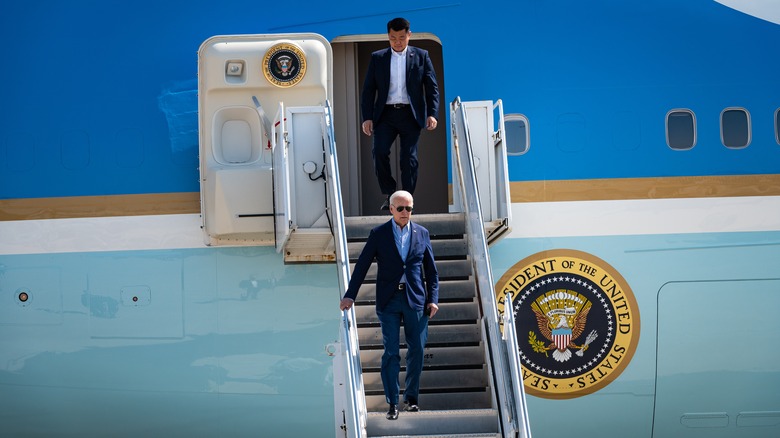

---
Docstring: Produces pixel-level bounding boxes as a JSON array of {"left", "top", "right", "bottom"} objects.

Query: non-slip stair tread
[
  {"left": 353, "top": 279, "right": 477, "bottom": 304},
  {"left": 365, "top": 389, "right": 493, "bottom": 411},
  {"left": 362, "top": 368, "right": 489, "bottom": 392},
  {"left": 349, "top": 238, "right": 469, "bottom": 259},
  {"left": 360, "top": 345, "right": 486, "bottom": 369},
  {"left": 367, "top": 409, "right": 498, "bottom": 417},
  {"left": 358, "top": 323, "right": 483, "bottom": 347},
  {"left": 365, "top": 407, "right": 500, "bottom": 437},
  {"left": 355, "top": 301, "right": 479, "bottom": 324},
  {"left": 368, "top": 433, "right": 501, "bottom": 438},
  {"left": 345, "top": 213, "right": 467, "bottom": 239},
  {"left": 349, "top": 259, "right": 473, "bottom": 281}
]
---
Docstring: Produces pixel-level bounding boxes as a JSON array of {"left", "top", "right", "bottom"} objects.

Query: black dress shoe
[
  {"left": 404, "top": 401, "right": 419, "bottom": 412},
  {"left": 380, "top": 197, "right": 390, "bottom": 211},
  {"left": 386, "top": 404, "right": 399, "bottom": 420}
]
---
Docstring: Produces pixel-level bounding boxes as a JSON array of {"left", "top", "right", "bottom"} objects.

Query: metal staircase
[
  {"left": 346, "top": 213, "right": 500, "bottom": 437},
  {"left": 333, "top": 98, "right": 530, "bottom": 438}
]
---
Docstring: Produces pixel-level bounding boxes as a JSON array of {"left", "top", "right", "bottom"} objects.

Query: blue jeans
[{"left": 376, "top": 291, "right": 429, "bottom": 405}]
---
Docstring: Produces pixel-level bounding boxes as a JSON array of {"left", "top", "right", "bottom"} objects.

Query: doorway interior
[{"left": 331, "top": 35, "right": 448, "bottom": 217}]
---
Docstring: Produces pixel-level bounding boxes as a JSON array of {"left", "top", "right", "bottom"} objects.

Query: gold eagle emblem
[{"left": 530, "top": 289, "right": 597, "bottom": 362}]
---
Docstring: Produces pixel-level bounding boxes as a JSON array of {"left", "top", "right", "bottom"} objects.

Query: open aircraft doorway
[{"left": 331, "top": 34, "right": 448, "bottom": 216}]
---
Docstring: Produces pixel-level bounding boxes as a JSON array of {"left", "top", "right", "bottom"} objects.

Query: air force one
[{"left": 1, "top": 1, "right": 779, "bottom": 437}]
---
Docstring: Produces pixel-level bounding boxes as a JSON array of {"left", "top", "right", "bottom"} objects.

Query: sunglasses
[{"left": 394, "top": 205, "right": 414, "bottom": 212}]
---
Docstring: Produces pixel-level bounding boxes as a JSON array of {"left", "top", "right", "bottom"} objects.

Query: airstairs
[
  {"left": 346, "top": 212, "right": 498, "bottom": 437},
  {"left": 196, "top": 33, "right": 529, "bottom": 438},
  {"left": 335, "top": 99, "right": 531, "bottom": 438}
]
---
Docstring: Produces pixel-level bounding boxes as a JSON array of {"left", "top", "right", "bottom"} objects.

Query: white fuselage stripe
[{"left": 2, "top": 196, "right": 780, "bottom": 255}]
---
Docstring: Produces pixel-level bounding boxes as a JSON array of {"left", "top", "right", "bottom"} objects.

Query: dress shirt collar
[{"left": 392, "top": 47, "right": 408, "bottom": 57}]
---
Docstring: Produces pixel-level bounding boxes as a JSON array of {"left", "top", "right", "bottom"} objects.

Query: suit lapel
[
  {"left": 408, "top": 221, "right": 417, "bottom": 253},
  {"left": 406, "top": 47, "right": 415, "bottom": 80},
  {"left": 381, "top": 48, "right": 392, "bottom": 75}
]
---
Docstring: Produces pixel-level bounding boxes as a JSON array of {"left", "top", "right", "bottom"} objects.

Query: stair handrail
[
  {"left": 450, "top": 96, "right": 531, "bottom": 438},
  {"left": 502, "top": 293, "right": 533, "bottom": 438},
  {"left": 322, "top": 100, "right": 367, "bottom": 438}
]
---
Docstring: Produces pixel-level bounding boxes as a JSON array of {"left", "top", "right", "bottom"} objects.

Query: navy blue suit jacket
[
  {"left": 344, "top": 220, "right": 439, "bottom": 311},
  {"left": 361, "top": 46, "right": 440, "bottom": 129}
]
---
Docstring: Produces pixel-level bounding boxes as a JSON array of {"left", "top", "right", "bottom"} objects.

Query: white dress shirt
[{"left": 386, "top": 48, "right": 409, "bottom": 105}]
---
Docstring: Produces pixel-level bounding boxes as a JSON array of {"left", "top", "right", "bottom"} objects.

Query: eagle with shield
[{"left": 530, "top": 289, "right": 597, "bottom": 362}]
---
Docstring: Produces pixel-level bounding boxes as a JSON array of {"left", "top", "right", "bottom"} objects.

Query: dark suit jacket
[
  {"left": 344, "top": 220, "right": 439, "bottom": 311},
  {"left": 361, "top": 46, "right": 440, "bottom": 129}
]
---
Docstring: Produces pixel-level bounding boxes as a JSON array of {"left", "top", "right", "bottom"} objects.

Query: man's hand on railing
[{"left": 340, "top": 297, "right": 354, "bottom": 311}]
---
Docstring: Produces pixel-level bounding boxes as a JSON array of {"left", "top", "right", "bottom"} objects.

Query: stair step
[
  {"left": 358, "top": 323, "right": 482, "bottom": 348},
  {"left": 366, "top": 390, "right": 493, "bottom": 411},
  {"left": 363, "top": 368, "right": 489, "bottom": 393},
  {"left": 360, "top": 345, "right": 486, "bottom": 369},
  {"left": 356, "top": 301, "right": 479, "bottom": 324},
  {"left": 366, "top": 408, "right": 499, "bottom": 438},
  {"left": 350, "top": 259, "right": 472, "bottom": 281},
  {"left": 371, "top": 435, "right": 499, "bottom": 438},
  {"left": 345, "top": 213, "right": 467, "bottom": 239},
  {"left": 354, "top": 279, "right": 477, "bottom": 304},
  {"left": 350, "top": 238, "right": 468, "bottom": 259}
]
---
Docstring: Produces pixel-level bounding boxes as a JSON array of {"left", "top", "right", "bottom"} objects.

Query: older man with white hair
[{"left": 340, "top": 190, "right": 439, "bottom": 419}]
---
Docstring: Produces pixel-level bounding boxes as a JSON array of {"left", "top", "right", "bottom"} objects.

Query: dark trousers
[
  {"left": 375, "top": 290, "right": 428, "bottom": 405},
  {"left": 372, "top": 107, "right": 422, "bottom": 196}
]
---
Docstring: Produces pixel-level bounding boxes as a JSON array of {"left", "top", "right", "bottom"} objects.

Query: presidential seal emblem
[
  {"left": 495, "top": 249, "right": 640, "bottom": 399},
  {"left": 262, "top": 43, "right": 306, "bottom": 88}
]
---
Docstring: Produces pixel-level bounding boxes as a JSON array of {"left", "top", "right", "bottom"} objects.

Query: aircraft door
[
  {"left": 450, "top": 99, "right": 512, "bottom": 243},
  {"left": 198, "top": 33, "right": 332, "bottom": 246},
  {"left": 272, "top": 103, "right": 292, "bottom": 252}
]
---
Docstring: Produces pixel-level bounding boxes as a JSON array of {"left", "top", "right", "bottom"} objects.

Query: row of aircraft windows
[{"left": 503, "top": 108, "right": 780, "bottom": 155}]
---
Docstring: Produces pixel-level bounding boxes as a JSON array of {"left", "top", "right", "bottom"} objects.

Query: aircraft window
[
  {"left": 666, "top": 109, "right": 696, "bottom": 150},
  {"left": 775, "top": 108, "right": 780, "bottom": 145},
  {"left": 720, "top": 107, "right": 751, "bottom": 149},
  {"left": 504, "top": 114, "right": 530, "bottom": 155}
]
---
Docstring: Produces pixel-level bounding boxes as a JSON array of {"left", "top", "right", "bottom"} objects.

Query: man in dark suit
[
  {"left": 340, "top": 190, "right": 439, "bottom": 420},
  {"left": 361, "top": 17, "right": 440, "bottom": 210}
]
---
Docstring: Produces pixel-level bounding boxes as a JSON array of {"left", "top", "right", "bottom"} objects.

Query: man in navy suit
[
  {"left": 340, "top": 190, "right": 439, "bottom": 420},
  {"left": 361, "top": 17, "right": 440, "bottom": 210}
]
